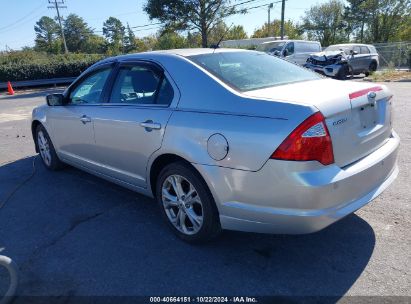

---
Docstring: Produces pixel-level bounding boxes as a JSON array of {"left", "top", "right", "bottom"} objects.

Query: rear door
[
  {"left": 90, "top": 61, "right": 177, "bottom": 188},
  {"left": 360, "top": 46, "right": 372, "bottom": 71}
]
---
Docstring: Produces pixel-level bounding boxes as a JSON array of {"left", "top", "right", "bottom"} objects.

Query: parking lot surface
[{"left": 0, "top": 83, "right": 410, "bottom": 300}]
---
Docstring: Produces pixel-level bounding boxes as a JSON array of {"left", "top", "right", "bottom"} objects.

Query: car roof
[
  {"left": 93, "top": 48, "right": 251, "bottom": 67},
  {"left": 89, "top": 48, "right": 252, "bottom": 71},
  {"left": 260, "top": 40, "right": 319, "bottom": 44},
  {"left": 328, "top": 43, "right": 373, "bottom": 47},
  {"left": 115, "top": 48, "right": 249, "bottom": 60}
]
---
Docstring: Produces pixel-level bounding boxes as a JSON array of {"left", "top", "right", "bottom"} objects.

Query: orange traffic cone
[{"left": 7, "top": 81, "right": 15, "bottom": 95}]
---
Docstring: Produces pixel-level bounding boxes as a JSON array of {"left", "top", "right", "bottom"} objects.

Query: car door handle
[
  {"left": 80, "top": 115, "right": 91, "bottom": 124},
  {"left": 140, "top": 120, "right": 161, "bottom": 131}
]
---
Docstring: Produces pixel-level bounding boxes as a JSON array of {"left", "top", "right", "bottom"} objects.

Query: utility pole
[
  {"left": 48, "top": 0, "right": 68, "bottom": 54},
  {"left": 267, "top": 3, "right": 273, "bottom": 38},
  {"left": 280, "top": 0, "right": 285, "bottom": 39}
]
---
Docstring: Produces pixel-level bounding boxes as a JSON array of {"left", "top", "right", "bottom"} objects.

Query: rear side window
[
  {"left": 110, "top": 64, "right": 174, "bottom": 105},
  {"left": 188, "top": 51, "right": 320, "bottom": 92},
  {"left": 360, "top": 46, "right": 370, "bottom": 54},
  {"left": 368, "top": 46, "right": 377, "bottom": 54},
  {"left": 297, "top": 42, "right": 321, "bottom": 52}
]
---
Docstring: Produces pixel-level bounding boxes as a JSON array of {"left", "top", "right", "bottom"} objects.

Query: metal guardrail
[{"left": 0, "top": 77, "right": 76, "bottom": 90}]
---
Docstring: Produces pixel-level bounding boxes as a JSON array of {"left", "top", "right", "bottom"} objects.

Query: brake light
[{"left": 271, "top": 112, "right": 334, "bottom": 165}]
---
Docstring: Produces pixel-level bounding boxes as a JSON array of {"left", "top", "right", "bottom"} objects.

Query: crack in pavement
[{"left": 20, "top": 202, "right": 131, "bottom": 271}]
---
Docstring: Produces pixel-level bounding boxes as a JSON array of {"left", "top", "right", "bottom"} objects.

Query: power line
[
  {"left": 131, "top": 22, "right": 162, "bottom": 29},
  {"left": 0, "top": 9, "right": 48, "bottom": 34},
  {"left": 47, "top": 0, "right": 68, "bottom": 54},
  {"left": 0, "top": 3, "right": 44, "bottom": 31}
]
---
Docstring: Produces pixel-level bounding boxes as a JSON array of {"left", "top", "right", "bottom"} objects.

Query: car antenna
[{"left": 211, "top": 23, "right": 234, "bottom": 53}]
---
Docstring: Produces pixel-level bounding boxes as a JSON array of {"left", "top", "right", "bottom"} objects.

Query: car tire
[
  {"left": 35, "top": 124, "right": 64, "bottom": 170},
  {"left": 156, "top": 161, "right": 221, "bottom": 243},
  {"left": 337, "top": 65, "right": 347, "bottom": 80},
  {"left": 369, "top": 61, "right": 378, "bottom": 73}
]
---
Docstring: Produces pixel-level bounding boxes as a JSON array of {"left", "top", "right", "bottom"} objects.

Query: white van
[{"left": 256, "top": 40, "right": 322, "bottom": 65}]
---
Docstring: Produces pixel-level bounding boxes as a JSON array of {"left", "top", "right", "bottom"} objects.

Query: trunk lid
[{"left": 243, "top": 79, "right": 393, "bottom": 167}]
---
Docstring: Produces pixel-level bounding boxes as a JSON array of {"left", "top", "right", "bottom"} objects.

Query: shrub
[{"left": 0, "top": 51, "right": 105, "bottom": 82}]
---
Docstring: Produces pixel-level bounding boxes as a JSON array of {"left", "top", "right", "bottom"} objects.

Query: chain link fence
[{"left": 374, "top": 41, "right": 411, "bottom": 70}]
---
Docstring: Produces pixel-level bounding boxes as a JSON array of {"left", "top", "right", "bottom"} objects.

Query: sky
[{"left": 0, "top": 0, "right": 336, "bottom": 51}]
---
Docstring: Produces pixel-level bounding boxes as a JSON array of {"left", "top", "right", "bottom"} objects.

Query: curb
[{"left": 363, "top": 78, "right": 411, "bottom": 83}]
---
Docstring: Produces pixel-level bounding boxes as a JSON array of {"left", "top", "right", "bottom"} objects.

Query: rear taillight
[{"left": 271, "top": 112, "right": 334, "bottom": 165}]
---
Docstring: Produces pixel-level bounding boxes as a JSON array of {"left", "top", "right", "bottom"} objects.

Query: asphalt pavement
[{"left": 0, "top": 82, "right": 410, "bottom": 301}]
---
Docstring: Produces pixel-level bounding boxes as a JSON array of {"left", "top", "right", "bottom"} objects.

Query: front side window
[
  {"left": 69, "top": 68, "right": 112, "bottom": 104},
  {"left": 368, "top": 46, "right": 377, "bottom": 54},
  {"left": 110, "top": 64, "right": 174, "bottom": 105},
  {"left": 325, "top": 45, "right": 351, "bottom": 54},
  {"left": 188, "top": 51, "right": 320, "bottom": 92},
  {"left": 353, "top": 46, "right": 361, "bottom": 54}
]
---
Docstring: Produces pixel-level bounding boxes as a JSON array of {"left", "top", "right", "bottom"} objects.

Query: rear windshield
[
  {"left": 256, "top": 41, "right": 285, "bottom": 52},
  {"left": 187, "top": 51, "right": 320, "bottom": 91}
]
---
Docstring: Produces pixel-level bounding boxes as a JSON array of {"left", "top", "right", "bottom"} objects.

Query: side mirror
[
  {"left": 46, "top": 93, "right": 65, "bottom": 106},
  {"left": 350, "top": 50, "right": 358, "bottom": 56},
  {"left": 283, "top": 49, "right": 289, "bottom": 57}
]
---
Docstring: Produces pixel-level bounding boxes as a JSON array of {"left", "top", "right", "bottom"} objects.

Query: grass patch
[{"left": 369, "top": 70, "right": 411, "bottom": 82}]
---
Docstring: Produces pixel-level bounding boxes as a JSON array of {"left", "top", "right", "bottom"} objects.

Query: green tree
[
  {"left": 186, "top": 31, "right": 202, "bottom": 47},
  {"left": 226, "top": 25, "right": 248, "bottom": 40},
  {"left": 155, "top": 32, "right": 187, "bottom": 50},
  {"left": 368, "top": 0, "right": 410, "bottom": 43},
  {"left": 301, "top": 0, "right": 346, "bottom": 46},
  {"left": 142, "top": 35, "right": 158, "bottom": 51},
  {"left": 252, "top": 20, "right": 302, "bottom": 39},
  {"left": 103, "top": 17, "right": 126, "bottom": 54},
  {"left": 398, "top": 15, "right": 411, "bottom": 41},
  {"left": 124, "top": 23, "right": 138, "bottom": 53},
  {"left": 63, "top": 14, "right": 94, "bottom": 53},
  {"left": 34, "top": 16, "right": 60, "bottom": 53},
  {"left": 343, "top": 0, "right": 410, "bottom": 43},
  {"left": 83, "top": 35, "right": 106, "bottom": 54},
  {"left": 144, "top": 0, "right": 239, "bottom": 47},
  {"left": 134, "top": 38, "right": 151, "bottom": 52},
  {"left": 343, "top": 0, "right": 374, "bottom": 42},
  {"left": 208, "top": 22, "right": 248, "bottom": 44}
]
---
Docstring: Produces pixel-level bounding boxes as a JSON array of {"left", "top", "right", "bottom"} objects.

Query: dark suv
[{"left": 304, "top": 43, "right": 379, "bottom": 79}]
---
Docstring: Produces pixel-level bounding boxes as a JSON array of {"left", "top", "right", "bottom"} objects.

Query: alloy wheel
[
  {"left": 37, "top": 130, "right": 51, "bottom": 166},
  {"left": 161, "top": 174, "right": 204, "bottom": 235}
]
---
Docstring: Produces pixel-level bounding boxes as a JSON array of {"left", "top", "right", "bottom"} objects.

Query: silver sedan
[{"left": 32, "top": 49, "right": 399, "bottom": 242}]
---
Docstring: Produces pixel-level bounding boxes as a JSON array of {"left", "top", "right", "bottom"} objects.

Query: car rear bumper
[
  {"left": 194, "top": 131, "right": 400, "bottom": 234},
  {"left": 304, "top": 63, "right": 342, "bottom": 77}
]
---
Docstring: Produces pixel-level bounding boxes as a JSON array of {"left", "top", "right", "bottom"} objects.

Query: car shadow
[
  {"left": 344, "top": 74, "right": 366, "bottom": 81},
  {"left": 0, "top": 156, "right": 376, "bottom": 300}
]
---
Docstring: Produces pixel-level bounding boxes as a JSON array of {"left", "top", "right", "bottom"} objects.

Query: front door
[
  {"left": 47, "top": 66, "right": 113, "bottom": 169},
  {"left": 349, "top": 45, "right": 363, "bottom": 73},
  {"left": 91, "top": 62, "right": 177, "bottom": 188}
]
